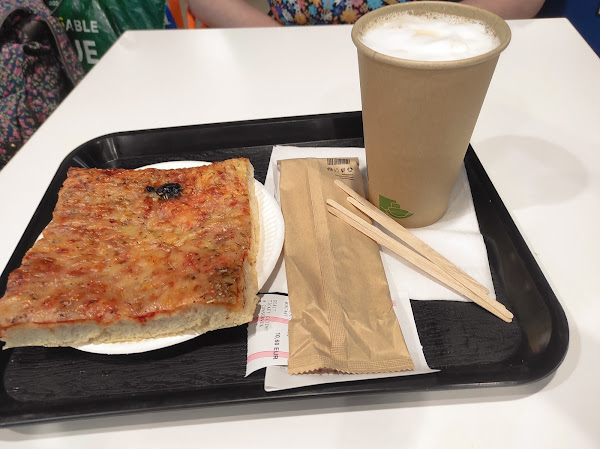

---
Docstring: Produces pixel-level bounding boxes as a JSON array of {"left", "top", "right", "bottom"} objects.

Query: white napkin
[{"left": 258, "top": 145, "right": 497, "bottom": 391}]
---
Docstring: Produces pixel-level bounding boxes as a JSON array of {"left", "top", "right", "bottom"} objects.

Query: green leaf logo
[{"left": 379, "top": 195, "right": 413, "bottom": 219}]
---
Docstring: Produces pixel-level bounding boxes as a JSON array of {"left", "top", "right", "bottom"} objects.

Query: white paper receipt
[{"left": 246, "top": 294, "right": 292, "bottom": 376}]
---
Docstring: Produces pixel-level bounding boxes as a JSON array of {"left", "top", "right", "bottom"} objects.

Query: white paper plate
[{"left": 74, "top": 160, "right": 284, "bottom": 355}]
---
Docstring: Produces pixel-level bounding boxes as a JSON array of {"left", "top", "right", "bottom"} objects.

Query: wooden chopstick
[
  {"left": 326, "top": 199, "right": 513, "bottom": 322},
  {"left": 334, "top": 180, "right": 489, "bottom": 298}
]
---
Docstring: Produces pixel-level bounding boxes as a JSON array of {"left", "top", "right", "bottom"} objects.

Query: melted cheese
[{"left": 0, "top": 159, "right": 253, "bottom": 329}]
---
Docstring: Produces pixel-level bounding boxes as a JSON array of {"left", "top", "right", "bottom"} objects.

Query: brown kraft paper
[{"left": 278, "top": 157, "right": 414, "bottom": 374}]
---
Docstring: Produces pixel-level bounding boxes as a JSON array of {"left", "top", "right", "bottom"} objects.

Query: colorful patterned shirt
[{"left": 269, "top": 0, "right": 415, "bottom": 25}]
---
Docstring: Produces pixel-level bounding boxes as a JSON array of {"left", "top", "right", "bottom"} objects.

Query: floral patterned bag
[{"left": 0, "top": 0, "right": 84, "bottom": 169}]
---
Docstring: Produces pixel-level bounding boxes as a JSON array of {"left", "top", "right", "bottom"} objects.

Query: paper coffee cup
[{"left": 352, "top": 2, "right": 510, "bottom": 227}]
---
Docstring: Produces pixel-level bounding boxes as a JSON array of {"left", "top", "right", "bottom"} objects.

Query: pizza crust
[
  {"left": 0, "top": 159, "right": 260, "bottom": 349},
  {"left": 0, "top": 304, "right": 248, "bottom": 348}
]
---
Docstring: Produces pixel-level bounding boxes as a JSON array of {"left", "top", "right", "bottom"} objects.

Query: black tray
[{"left": 0, "top": 112, "right": 569, "bottom": 426}]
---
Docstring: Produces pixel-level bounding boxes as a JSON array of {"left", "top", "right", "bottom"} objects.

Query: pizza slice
[{"left": 0, "top": 158, "right": 260, "bottom": 349}]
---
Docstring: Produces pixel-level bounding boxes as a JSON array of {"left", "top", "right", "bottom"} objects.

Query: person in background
[{"left": 188, "top": 0, "right": 545, "bottom": 28}]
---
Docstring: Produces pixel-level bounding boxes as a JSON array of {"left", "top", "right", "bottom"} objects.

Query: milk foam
[{"left": 360, "top": 12, "right": 500, "bottom": 62}]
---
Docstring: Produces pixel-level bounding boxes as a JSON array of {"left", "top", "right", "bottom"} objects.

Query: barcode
[{"left": 327, "top": 158, "right": 351, "bottom": 166}]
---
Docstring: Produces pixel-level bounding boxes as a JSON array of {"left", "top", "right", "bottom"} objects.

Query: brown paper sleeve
[{"left": 279, "top": 157, "right": 414, "bottom": 374}]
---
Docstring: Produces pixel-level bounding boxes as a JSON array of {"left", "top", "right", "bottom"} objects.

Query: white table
[{"left": 1, "top": 18, "right": 599, "bottom": 448}]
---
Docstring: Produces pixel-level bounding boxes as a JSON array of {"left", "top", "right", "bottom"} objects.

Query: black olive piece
[{"left": 155, "top": 183, "right": 182, "bottom": 200}]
